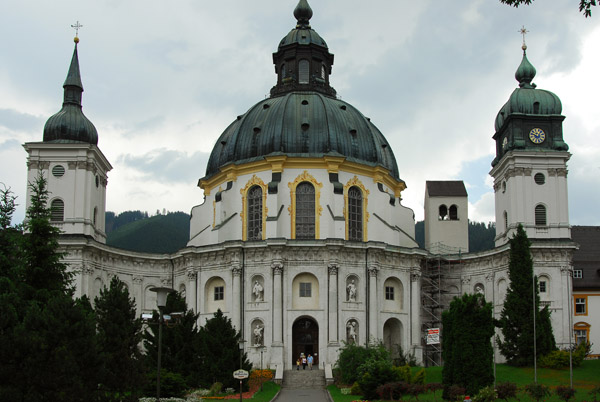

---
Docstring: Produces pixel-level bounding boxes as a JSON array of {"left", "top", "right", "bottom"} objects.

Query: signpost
[
  {"left": 427, "top": 328, "right": 440, "bottom": 345},
  {"left": 233, "top": 369, "right": 249, "bottom": 402}
]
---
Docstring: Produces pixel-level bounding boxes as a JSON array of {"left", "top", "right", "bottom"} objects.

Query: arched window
[
  {"left": 280, "top": 63, "right": 286, "bottom": 80},
  {"left": 50, "top": 199, "right": 64, "bottom": 222},
  {"left": 298, "top": 59, "right": 309, "bottom": 84},
  {"left": 503, "top": 211, "right": 508, "bottom": 230},
  {"left": 348, "top": 186, "right": 363, "bottom": 241},
  {"left": 247, "top": 185, "right": 263, "bottom": 240},
  {"left": 320, "top": 64, "right": 326, "bottom": 79},
  {"left": 93, "top": 206, "right": 98, "bottom": 226},
  {"left": 535, "top": 204, "right": 547, "bottom": 226},
  {"left": 438, "top": 204, "right": 448, "bottom": 220},
  {"left": 449, "top": 205, "right": 458, "bottom": 220},
  {"left": 296, "top": 182, "right": 315, "bottom": 239}
]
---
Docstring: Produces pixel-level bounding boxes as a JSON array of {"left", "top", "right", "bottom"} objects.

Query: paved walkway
[{"left": 273, "top": 388, "right": 330, "bottom": 402}]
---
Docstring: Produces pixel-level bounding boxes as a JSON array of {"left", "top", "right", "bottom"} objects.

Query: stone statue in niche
[
  {"left": 475, "top": 284, "right": 484, "bottom": 295},
  {"left": 346, "top": 320, "right": 358, "bottom": 344},
  {"left": 346, "top": 279, "right": 357, "bottom": 302},
  {"left": 253, "top": 323, "right": 264, "bottom": 346},
  {"left": 253, "top": 280, "right": 264, "bottom": 302}
]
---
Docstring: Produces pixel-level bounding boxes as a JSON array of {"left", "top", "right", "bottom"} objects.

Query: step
[{"left": 282, "top": 369, "right": 326, "bottom": 389}]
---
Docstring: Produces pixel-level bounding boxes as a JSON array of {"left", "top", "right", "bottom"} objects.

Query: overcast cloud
[{"left": 1, "top": 0, "right": 598, "bottom": 226}]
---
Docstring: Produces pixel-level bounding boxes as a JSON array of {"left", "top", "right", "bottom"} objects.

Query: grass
[
  {"left": 330, "top": 360, "right": 600, "bottom": 402},
  {"left": 250, "top": 381, "right": 281, "bottom": 402}
]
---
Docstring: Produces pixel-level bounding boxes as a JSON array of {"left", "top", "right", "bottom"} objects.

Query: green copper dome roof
[
  {"left": 204, "top": 92, "right": 400, "bottom": 181},
  {"left": 495, "top": 48, "right": 562, "bottom": 132},
  {"left": 43, "top": 41, "right": 98, "bottom": 145}
]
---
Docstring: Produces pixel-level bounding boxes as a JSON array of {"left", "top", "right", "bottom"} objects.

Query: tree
[
  {"left": 95, "top": 276, "right": 146, "bottom": 401},
  {"left": 496, "top": 224, "right": 556, "bottom": 366},
  {"left": 199, "top": 309, "right": 251, "bottom": 389},
  {"left": 499, "top": 0, "right": 596, "bottom": 17},
  {"left": 0, "top": 176, "right": 100, "bottom": 401},
  {"left": 144, "top": 292, "right": 205, "bottom": 389},
  {"left": 442, "top": 293, "right": 495, "bottom": 397}
]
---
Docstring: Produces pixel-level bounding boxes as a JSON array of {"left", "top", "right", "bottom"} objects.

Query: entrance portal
[{"left": 292, "top": 317, "right": 318, "bottom": 367}]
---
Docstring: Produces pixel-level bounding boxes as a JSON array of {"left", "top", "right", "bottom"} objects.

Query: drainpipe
[{"left": 365, "top": 247, "right": 369, "bottom": 346}]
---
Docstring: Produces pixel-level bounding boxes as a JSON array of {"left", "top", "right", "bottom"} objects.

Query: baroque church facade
[{"left": 24, "top": 0, "right": 578, "bottom": 369}]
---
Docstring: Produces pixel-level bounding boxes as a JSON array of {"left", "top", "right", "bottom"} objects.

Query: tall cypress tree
[
  {"left": 497, "top": 224, "right": 556, "bottom": 366},
  {"left": 442, "top": 293, "right": 495, "bottom": 396}
]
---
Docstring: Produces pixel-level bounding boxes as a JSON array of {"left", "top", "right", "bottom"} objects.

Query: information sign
[
  {"left": 427, "top": 328, "right": 440, "bottom": 345},
  {"left": 233, "top": 369, "right": 249, "bottom": 379}
]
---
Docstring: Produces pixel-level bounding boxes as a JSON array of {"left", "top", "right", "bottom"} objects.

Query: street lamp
[
  {"left": 150, "top": 286, "right": 175, "bottom": 402},
  {"left": 260, "top": 346, "right": 267, "bottom": 391},
  {"left": 238, "top": 339, "right": 245, "bottom": 402}
]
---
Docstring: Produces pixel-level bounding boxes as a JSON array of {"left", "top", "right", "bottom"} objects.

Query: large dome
[
  {"left": 204, "top": 91, "right": 400, "bottom": 180},
  {"left": 203, "top": 0, "right": 401, "bottom": 184}
]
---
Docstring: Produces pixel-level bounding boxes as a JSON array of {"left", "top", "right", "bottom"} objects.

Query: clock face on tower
[{"left": 529, "top": 128, "right": 546, "bottom": 144}]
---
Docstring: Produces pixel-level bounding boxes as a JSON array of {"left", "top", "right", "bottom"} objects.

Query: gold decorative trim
[
  {"left": 288, "top": 170, "right": 323, "bottom": 239},
  {"left": 200, "top": 156, "right": 406, "bottom": 198},
  {"left": 240, "top": 175, "right": 268, "bottom": 241},
  {"left": 344, "top": 176, "right": 370, "bottom": 241}
]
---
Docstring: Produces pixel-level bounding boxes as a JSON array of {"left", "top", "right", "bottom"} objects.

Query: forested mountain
[
  {"left": 414, "top": 220, "right": 496, "bottom": 253},
  {"left": 105, "top": 211, "right": 190, "bottom": 254}
]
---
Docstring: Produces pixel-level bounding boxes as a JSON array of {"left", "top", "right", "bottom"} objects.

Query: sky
[{"left": 1, "top": 0, "right": 599, "bottom": 226}]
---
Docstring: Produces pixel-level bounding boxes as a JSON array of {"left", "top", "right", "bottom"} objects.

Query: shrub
[
  {"left": 473, "top": 385, "right": 497, "bottom": 402},
  {"left": 144, "top": 370, "right": 187, "bottom": 398},
  {"left": 209, "top": 382, "right": 223, "bottom": 396},
  {"left": 495, "top": 382, "right": 517, "bottom": 402},
  {"left": 341, "top": 387, "right": 352, "bottom": 395},
  {"left": 524, "top": 383, "right": 550, "bottom": 402},
  {"left": 377, "top": 382, "right": 409, "bottom": 400},
  {"left": 351, "top": 382, "right": 362, "bottom": 395},
  {"left": 336, "top": 342, "right": 392, "bottom": 385},
  {"left": 407, "top": 383, "right": 426, "bottom": 400},
  {"left": 555, "top": 385, "right": 576, "bottom": 402},
  {"left": 412, "top": 368, "right": 426, "bottom": 385},
  {"left": 538, "top": 341, "right": 591, "bottom": 369},
  {"left": 357, "top": 358, "right": 398, "bottom": 399},
  {"left": 445, "top": 385, "right": 466, "bottom": 402},
  {"left": 393, "top": 365, "right": 411, "bottom": 383}
]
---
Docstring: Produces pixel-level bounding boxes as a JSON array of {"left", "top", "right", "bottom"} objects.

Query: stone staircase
[{"left": 282, "top": 368, "right": 326, "bottom": 389}]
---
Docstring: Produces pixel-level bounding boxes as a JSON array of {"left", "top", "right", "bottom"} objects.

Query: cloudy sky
[{"left": 1, "top": 0, "right": 599, "bottom": 226}]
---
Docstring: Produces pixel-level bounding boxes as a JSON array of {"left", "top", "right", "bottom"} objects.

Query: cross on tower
[
  {"left": 519, "top": 25, "right": 529, "bottom": 47},
  {"left": 71, "top": 21, "right": 83, "bottom": 37}
]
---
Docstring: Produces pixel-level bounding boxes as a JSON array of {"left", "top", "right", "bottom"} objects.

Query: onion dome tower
[
  {"left": 43, "top": 37, "right": 98, "bottom": 145},
  {"left": 490, "top": 41, "right": 570, "bottom": 245},
  {"left": 191, "top": 0, "right": 415, "bottom": 247},
  {"left": 24, "top": 35, "right": 112, "bottom": 243}
]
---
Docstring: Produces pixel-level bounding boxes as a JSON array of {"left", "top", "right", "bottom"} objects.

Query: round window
[
  {"left": 52, "top": 165, "right": 65, "bottom": 178},
  {"left": 534, "top": 173, "right": 545, "bottom": 185}
]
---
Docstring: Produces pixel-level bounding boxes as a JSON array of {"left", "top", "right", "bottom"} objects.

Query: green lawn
[
  {"left": 329, "top": 360, "right": 600, "bottom": 402},
  {"left": 250, "top": 381, "right": 281, "bottom": 402}
]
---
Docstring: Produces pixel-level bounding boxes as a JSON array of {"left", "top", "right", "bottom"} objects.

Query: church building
[{"left": 23, "top": 0, "right": 579, "bottom": 369}]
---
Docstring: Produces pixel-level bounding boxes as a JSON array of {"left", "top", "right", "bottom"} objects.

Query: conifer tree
[
  {"left": 96, "top": 276, "right": 145, "bottom": 401},
  {"left": 144, "top": 292, "right": 204, "bottom": 389},
  {"left": 0, "top": 176, "right": 100, "bottom": 401},
  {"left": 442, "top": 293, "right": 495, "bottom": 397},
  {"left": 199, "top": 309, "right": 251, "bottom": 389},
  {"left": 497, "top": 224, "right": 556, "bottom": 366}
]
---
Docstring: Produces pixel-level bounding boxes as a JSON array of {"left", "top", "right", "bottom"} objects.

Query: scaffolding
[{"left": 421, "top": 243, "right": 463, "bottom": 367}]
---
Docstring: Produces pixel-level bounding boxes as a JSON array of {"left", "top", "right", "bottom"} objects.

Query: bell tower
[
  {"left": 24, "top": 35, "right": 112, "bottom": 243},
  {"left": 490, "top": 39, "right": 570, "bottom": 246}
]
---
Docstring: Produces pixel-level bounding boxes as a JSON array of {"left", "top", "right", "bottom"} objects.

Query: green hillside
[{"left": 106, "top": 212, "right": 190, "bottom": 254}]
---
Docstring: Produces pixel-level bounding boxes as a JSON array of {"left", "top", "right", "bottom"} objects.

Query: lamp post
[
  {"left": 238, "top": 339, "right": 245, "bottom": 402},
  {"left": 260, "top": 346, "right": 267, "bottom": 391},
  {"left": 150, "top": 286, "right": 174, "bottom": 402}
]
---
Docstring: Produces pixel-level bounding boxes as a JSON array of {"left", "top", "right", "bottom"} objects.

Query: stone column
[
  {"left": 328, "top": 263, "right": 339, "bottom": 344},
  {"left": 80, "top": 264, "right": 94, "bottom": 299},
  {"left": 410, "top": 271, "right": 422, "bottom": 355},
  {"left": 368, "top": 266, "right": 378, "bottom": 341},
  {"left": 272, "top": 261, "right": 284, "bottom": 344},
  {"left": 232, "top": 265, "right": 242, "bottom": 331},
  {"left": 187, "top": 270, "right": 197, "bottom": 312},
  {"left": 132, "top": 275, "right": 143, "bottom": 315}
]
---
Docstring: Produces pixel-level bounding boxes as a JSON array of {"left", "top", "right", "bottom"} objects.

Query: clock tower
[{"left": 490, "top": 44, "right": 570, "bottom": 246}]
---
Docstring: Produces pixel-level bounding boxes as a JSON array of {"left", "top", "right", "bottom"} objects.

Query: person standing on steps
[
  {"left": 307, "top": 354, "right": 313, "bottom": 370},
  {"left": 302, "top": 354, "right": 307, "bottom": 370},
  {"left": 296, "top": 358, "right": 301, "bottom": 370}
]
